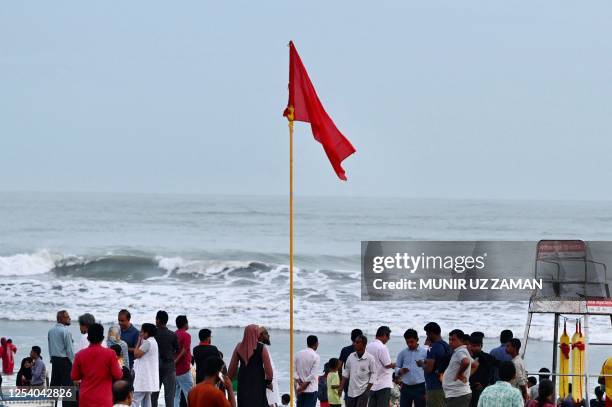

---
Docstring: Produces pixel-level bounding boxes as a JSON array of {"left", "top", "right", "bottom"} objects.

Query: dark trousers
[
  {"left": 346, "top": 390, "right": 370, "bottom": 407},
  {"left": 400, "top": 383, "right": 426, "bottom": 407},
  {"left": 469, "top": 388, "right": 483, "bottom": 407},
  {"left": 50, "top": 356, "right": 76, "bottom": 407},
  {"left": 368, "top": 388, "right": 391, "bottom": 407},
  {"left": 151, "top": 362, "right": 176, "bottom": 407},
  {"left": 445, "top": 394, "right": 471, "bottom": 407},
  {"left": 296, "top": 391, "right": 317, "bottom": 407}
]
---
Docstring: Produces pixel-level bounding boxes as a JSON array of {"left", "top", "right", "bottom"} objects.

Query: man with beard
[
  {"left": 467, "top": 333, "right": 494, "bottom": 407},
  {"left": 259, "top": 327, "right": 280, "bottom": 407},
  {"left": 48, "top": 310, "right": 76, "bottom": 407}
]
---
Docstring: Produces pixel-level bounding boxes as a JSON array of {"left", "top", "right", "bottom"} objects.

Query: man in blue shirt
[
  {"left": 30, "top": 346, "right": 46, "bottom": 386},
  {"left": 395, "top": 329, "right": 427, "bottom": 407},
  {"left": 118, "top": 309, "right": 140, "bottom": 369},
  {"left": 489, "top": 330, "right": 513, "bottom": 363},
  {"left": 47, "top": 310, "right": 76, "bottom": 407},
  {"left": 421, "top": 322, "right": 451, "bottom": 407},
  {"left": 489, "top": 330, "right": 513, "bottom": 383}
]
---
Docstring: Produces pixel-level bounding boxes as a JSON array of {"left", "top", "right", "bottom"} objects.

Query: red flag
[{"left": 283, "top": 41, "right": 356, "bottom": 181}]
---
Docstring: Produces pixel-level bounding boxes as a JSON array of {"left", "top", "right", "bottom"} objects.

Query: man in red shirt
[
  {"left": 189, "top": 356, "right": 236, "bottom": 407},
  {"left": 71, "top": 323, "right": 123, "bottom": 407},
  {"left": 174, "top": 315, "right": 193, "bottom": 407}
]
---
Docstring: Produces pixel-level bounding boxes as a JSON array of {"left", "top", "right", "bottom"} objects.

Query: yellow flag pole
[{"left": 288, "top": 107, "right": 295, "bottom": 406}]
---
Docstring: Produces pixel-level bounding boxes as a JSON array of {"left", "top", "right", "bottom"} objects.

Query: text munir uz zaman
[{"left": 370, "top": 253, "right": 543, "bottom": 291}]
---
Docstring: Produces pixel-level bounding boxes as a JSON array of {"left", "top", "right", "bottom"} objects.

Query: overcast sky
[{"left": 2, "top": 1, "right": 612, "bottom": 199}]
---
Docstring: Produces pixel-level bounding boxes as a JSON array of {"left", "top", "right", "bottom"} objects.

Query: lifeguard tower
[{"left": 522, "top": 240, "right": 612, "bottom": 402}]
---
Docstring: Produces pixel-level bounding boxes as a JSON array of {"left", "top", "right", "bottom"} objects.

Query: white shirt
[
  {"left": 133, "top": 337, "right": 160, "bottom": 392},
  {"left": 342, "top": 351, "right": 377, "bottom": 398},
  {"left": 529, "top": 384, "right": 538, "bottom": 400},
  {"left": 442, "top": 345, "right": 472, "bottom": 398},
  {"left": 76, "top": 333, "right": 89, "bottom": 353},
  {"left": 75, "top": 333, "right": 107, "bottom": 354},
  {"left": 511, "top": 355, "right": 527, "bottom": 388},
  {"left": 294, "top": 347, "right": 320, "bottom": 393},
  {"left": 365, "top": 339, "right": 393, "bottom": 391},
  {"left": 265, "top": 344, "right": 280, "bottom": 406}
]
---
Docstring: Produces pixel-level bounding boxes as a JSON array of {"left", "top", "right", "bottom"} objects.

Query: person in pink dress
[{"left": 1, "top": 338, "right": 17, "bottom": 375}]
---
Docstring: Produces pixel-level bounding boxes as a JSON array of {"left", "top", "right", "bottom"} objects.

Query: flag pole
[{"left": 287, "top": 106, "right": 295, "bottom": 406}]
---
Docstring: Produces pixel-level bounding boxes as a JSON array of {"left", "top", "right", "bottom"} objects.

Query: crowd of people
[
  {"left": 295, "top": 324, "right": 612, "bottom": 407},
  {"left": 0, "top": 309, "right": 292, "bottom": 407},
  {"left": 2, "top": 316, "right": 610, "bottom": 407}
]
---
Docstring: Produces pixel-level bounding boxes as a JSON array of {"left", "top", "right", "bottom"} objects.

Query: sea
[
  {"left": 2, "top": 191, "right": 612, "bottom": 400},
  {"left": 1, "top": 191, "right": 612, "bottom": 339}
]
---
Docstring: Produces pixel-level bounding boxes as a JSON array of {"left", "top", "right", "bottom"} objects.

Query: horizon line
[{"left": 1, "top": 188, "right": 612, "bottom": 204}]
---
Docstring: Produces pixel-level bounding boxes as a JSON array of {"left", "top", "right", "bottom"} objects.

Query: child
[
  {"left": 590, "top": 386, "right": 604, "bottom": 407},
  {"left": 318, "top": 362, "right": 330, "bottom": 407},
  {"left": 110, "top": 344, "right": 132, "bottom": 383},
  {"left": 281, "top": 393, "right": 290, "bottom": 407},
  {"left": 528, "top": 376, "right": 538, "bottom": 400},
  {"left": 16, "top": 357, "right": 33, "bottom": 386},
  {"left": 326, "top": 358, "right": 341, "bottom": 407},
  {"left": 390, "top": 373, "right": 402, "bottom": 407}
]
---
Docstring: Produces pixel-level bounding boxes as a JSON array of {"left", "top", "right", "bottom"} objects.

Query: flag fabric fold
[{"left": 283, "top": 41, "right": 356, "bottom": 180}]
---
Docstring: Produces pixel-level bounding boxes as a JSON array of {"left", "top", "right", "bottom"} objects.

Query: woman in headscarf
[
  {"left": 228, "top": 324, "right": 273, "bottom": 407},
  {"left": 106, "top": 326, "right": 130, "bottom": 368}
]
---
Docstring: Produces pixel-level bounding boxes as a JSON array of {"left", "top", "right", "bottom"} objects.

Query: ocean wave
[
  {"left": 0, "top": 275, "right": 610, "bottom": 343},
  {"left": 2, "top": 251, "right": 609, "bottom": 343},
  {"left": 155, "top": 256, "right": 258, "bottom": 278},
  {"left": 0, "top": 250, "right": 61, "bottom": 276},
  {"left": 0, "top": 250, "right": 358, "bottom": 281},
  {"left": 0, "top": 251, "right": 277, "bottom": 280}
]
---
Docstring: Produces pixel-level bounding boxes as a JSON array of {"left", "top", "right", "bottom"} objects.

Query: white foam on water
[
  {"left": 1, "top": 261, "right": 609, "bottom": 343},
  {"left": 155, "top": 255, "right": 255, "bottom": 279},
  {"left": 0, "top": 250, "right": 58, "bottom": 276},
  {"left": 156, "top": 255, "right": 185, "bottom": 271}
]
